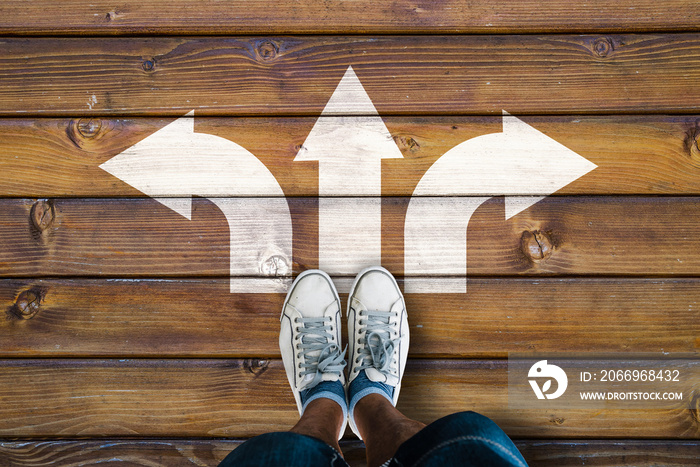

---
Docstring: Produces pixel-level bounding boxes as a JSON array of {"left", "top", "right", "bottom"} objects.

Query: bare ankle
[
  {"left": 353, "top": 394, "right": 426, "bottom": 466},
  {"left": 290, "top": 398, "right": 345, "bottom": 454}
]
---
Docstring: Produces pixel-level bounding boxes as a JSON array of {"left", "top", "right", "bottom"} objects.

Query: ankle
[{"left": 290, "top": 398, "right": 345, "bottom": 452}]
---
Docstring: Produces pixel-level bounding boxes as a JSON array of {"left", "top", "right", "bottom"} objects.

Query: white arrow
[
  {"left": 99, "top": 111, "right": 293, "bottom": 293},
  {"left": 295, "top": 66, "right": 403, "bottom": 275},
  {"left": 404, "top": 112, "right": 597, "bottom": 293}
]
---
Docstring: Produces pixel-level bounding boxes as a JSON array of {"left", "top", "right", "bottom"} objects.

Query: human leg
[
  {"left": 219, "top": 270, "right": 350, "bottom": 466},
  {"left": 345, "top": 266, "right": 413, "bottom": 465},
  {"left": 388, "top": 411, "right": 528, "bottom": 467}
]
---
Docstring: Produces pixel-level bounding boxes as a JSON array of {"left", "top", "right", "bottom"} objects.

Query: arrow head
[
  {"left": 100, "top": 110, "right": 286, "bottom": 219},
  {"left": 99, "top": 112, "right": 196, "bottom": 219},
  {"left": 501, "top": 111, "right": 597, "bottom": 218},
  {"left": 294, "top": 66, "right": 403, "bottom": 195}
]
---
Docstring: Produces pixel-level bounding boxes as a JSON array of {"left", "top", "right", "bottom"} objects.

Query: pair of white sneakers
[{"left": 279, "top": 266, "right": 409, "bottom": 439}]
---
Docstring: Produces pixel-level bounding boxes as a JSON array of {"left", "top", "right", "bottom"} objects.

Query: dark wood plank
[
  {"left": 2, "top": 116, "right": 700, "bottom": 197},
  {"left": 1, "top": 278, "right": 698, "bottom": 358},
  {"left": 515, "top": 440, "right": 700, "bottom": 466},
  {"left": 1, "top": 1, "right": 698, "bottom": 35},
  {"left": 1, "top": 197, "right": 700, "bottom": 277},
  {"left": 1, "top": 439, "right": 698, "bottom": 467},
  {"left": 1, "top": 35, "right": 700, "bottom": 115},
  {"left": 0, "top": 359, "right": 696, "bottom": 438}
]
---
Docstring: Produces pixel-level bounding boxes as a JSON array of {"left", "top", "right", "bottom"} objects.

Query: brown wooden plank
[
  {"left": 515, "top": 440, "right": 700, "bottom": 466},
  {"left": 1, "top": 278, "right": 698, "bottom": 358},
  {"left": 1, "top": 439, "right": 698, "bottom": 467},
  {"left": 1, "top": 196, "right": 700, "bottom": 277},
  {"left": 1, "top": 35, "right": 700, "bottom": 116},
  {"left": 0, "top": 359, "right": 697, "bottom": 438},
  {"left": 1, "top": 1, "right": 698, "bottom": 35},
  {"left": 2, "top": 116, "right": 700, "bottom": 197}
]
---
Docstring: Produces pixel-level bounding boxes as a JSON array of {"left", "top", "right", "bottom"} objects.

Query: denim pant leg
[
  {"left": 390, "top": 411, "right": 528, "bottom": 467},
  {"left": 218, "top": 432, "right": 349, "bottom": 467}
]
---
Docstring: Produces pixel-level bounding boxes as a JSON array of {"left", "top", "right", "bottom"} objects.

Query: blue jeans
[{"left": 219, "top": 411, "right": 528, "bottom": 466}]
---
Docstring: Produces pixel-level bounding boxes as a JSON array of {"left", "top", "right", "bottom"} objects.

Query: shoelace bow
[
  {"left": 294, "top": 316, "right": 346, "bottom": 389},
  {"left": 356, "top": 310, "right": 401, "bottom": 374}
]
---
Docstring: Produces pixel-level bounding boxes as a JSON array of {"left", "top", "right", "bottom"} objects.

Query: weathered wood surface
[
  {"left": 1, "top": 1, "right": 699, "bottom": 35},
  {"left": 1, "top": 35, "right": 700, "bottom": 116},
  {"left": 1, "top": 196, "right": 699, "bottom": 277},
  {"left": 0, "top": 359, "right": 697, "bottom": 438},
  {"left": 1, "top": 278, "right": 698, "bottom": 358},
  {"left": 1, "top": 116, "right": 700, "bottom": 197},
  {"left": 515, "top": 440, "right": 700, "bottom": 466},
  {"left": 1, "top": 439, "right": 699, "bottom": 467}
]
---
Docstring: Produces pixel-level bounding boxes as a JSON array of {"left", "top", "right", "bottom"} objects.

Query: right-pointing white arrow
[
  {"left": 295, "top": 66, "right": 403, "bottom": 275},
  {"left": 404, "top": 112, "right": 597, "bottom": 293}
]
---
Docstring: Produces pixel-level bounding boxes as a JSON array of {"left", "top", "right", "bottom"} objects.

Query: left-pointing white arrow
[
  {"left": 295, "top": 66, "right": 403, "bottom": 276},
  {"left": 99, "top": 111, "right": 293, "bottom": 293}
]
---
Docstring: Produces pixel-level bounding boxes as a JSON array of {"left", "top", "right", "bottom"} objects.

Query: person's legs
[
  {"left": 388, "top": 411, "right": 528, "bottom": 467},
  {"left": 345, "top": 266, "right": 527, "bottom": 467},
  {"left": 290, "top": 397, "right": 345, "bottom": 454},
  {"left": 345, "top": 266, "right": 413, "bottom": 465},
  {"left": 218, "top": 398, "right": 348, "bottom": 467},
  {"left": 219, "top": 270, "right": 350, "bottom": 466},
  {"left": 353, "top": 393, "right": 426, "bottom": 467},
  {"left": 354, "top": 398, "right": 528, "bottom": 467}
]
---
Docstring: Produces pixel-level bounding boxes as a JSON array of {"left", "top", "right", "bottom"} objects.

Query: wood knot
[
  {"left": 11, "top": 289, "right": 45, "bottom": 319},
  {"left": 592, "top": 37, "right": 614, "bottom": 58},
  {"left": 549, "top": 415, "right": 565, "bottom": 425},
  {"left": 261, "top": 255, "right": 290, "bottom": 276},
  {"left": 256, "top": 40, "right": 279, "bottom": 61},
  {"left": 243, "top": 358, "right": 270, "bottom": 377},
  {"left": 30, "top": 199, "right": 55, "bottom": 236},
  {"left": 67, "top": 118, "right": 104, "bottom": 148},
  {"left": 142, "top": 58, "right": 156, "bottom": 72},
  {"left": 393, "top": 135, "right": 421, "bottom": 152},
  {"left": 686, "top": 124, "right": 700, "bottom": 167},
  {"left": 521, "top": 230, "right": 553, "bottom": 263}
]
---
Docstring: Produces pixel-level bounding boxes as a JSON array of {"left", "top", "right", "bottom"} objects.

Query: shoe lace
[
  {"left": 356, "top": 310, "right": 400, "bottom": 374},
  {"left": 295, "top": 316, "right": 346, "bottom": 389}
]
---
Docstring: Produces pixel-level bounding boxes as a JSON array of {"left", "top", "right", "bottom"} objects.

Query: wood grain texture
[
  {"left": 2, "top": 116, "right": 700, "bottom": 197},
  {"left": 1, "top": 35, "right": 700, "bottom": 116},
  {"left": 1, "top": 278, "right": 698, "bottom": 358},
  {"left": 1, "top": 196, "right": 700, "bottom": 277},
  {"left": 1, "top": 1, "right": 699, "bottom": 35},
  {"left": 1, "top": 439, "right": 699, "bottom": 467},
  {"left": 0, "top": 359, "right": 697, "bottom": 438},
  {"left": 514, "top": 440, "right": 700, "bottom": 466}
]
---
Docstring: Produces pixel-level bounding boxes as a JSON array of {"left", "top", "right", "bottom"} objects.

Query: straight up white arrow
[
  {"left": 295, "top": 66, "right": 403, "bottom": 275},
  {"left": 99, "top": 112, "right": 293, "bottom": 293},
  {"left": 404, "top": 112, "right": 597, "bottom": 293}
]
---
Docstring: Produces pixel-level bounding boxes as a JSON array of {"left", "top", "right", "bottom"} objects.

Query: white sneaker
[
  {"left": 347, "top": 266, "right": 409, "bottom": 437},
  {"left": 280, "top": 269, "right": 347, "bottom": 436}
]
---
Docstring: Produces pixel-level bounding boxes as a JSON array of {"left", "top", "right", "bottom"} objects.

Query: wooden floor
[{"left": 1, "top": 2, "right": 699, "bottom": 466}]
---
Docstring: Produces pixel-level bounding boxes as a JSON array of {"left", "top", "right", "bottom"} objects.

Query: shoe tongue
[{"left": 365, "top": 367, "right": 398, "bottom": 386}]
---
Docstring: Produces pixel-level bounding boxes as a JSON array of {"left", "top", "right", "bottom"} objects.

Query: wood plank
[
  {"left": 1, "top": 1, "right": 698, "bottom": 35},
  {"left": 0, "top": 359, "right": 696, "bottom": 438},
  {"left": 1, "top": 35, "right": 700, "bottom": 116},
  {"left": 1, "top": 278, "right": 697, "bottom": 358},
  {"left": 515, "top": 440, "right": 700, "bottom": 466},
  {"left": 1, "top": 196, "right": 700, "bottom": 277},
  {"left": 1, "top": 439, "right": 698, "bottom": 467},
  {"left": 2, "top": 116, "right": 700, "bottom": 197}
]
